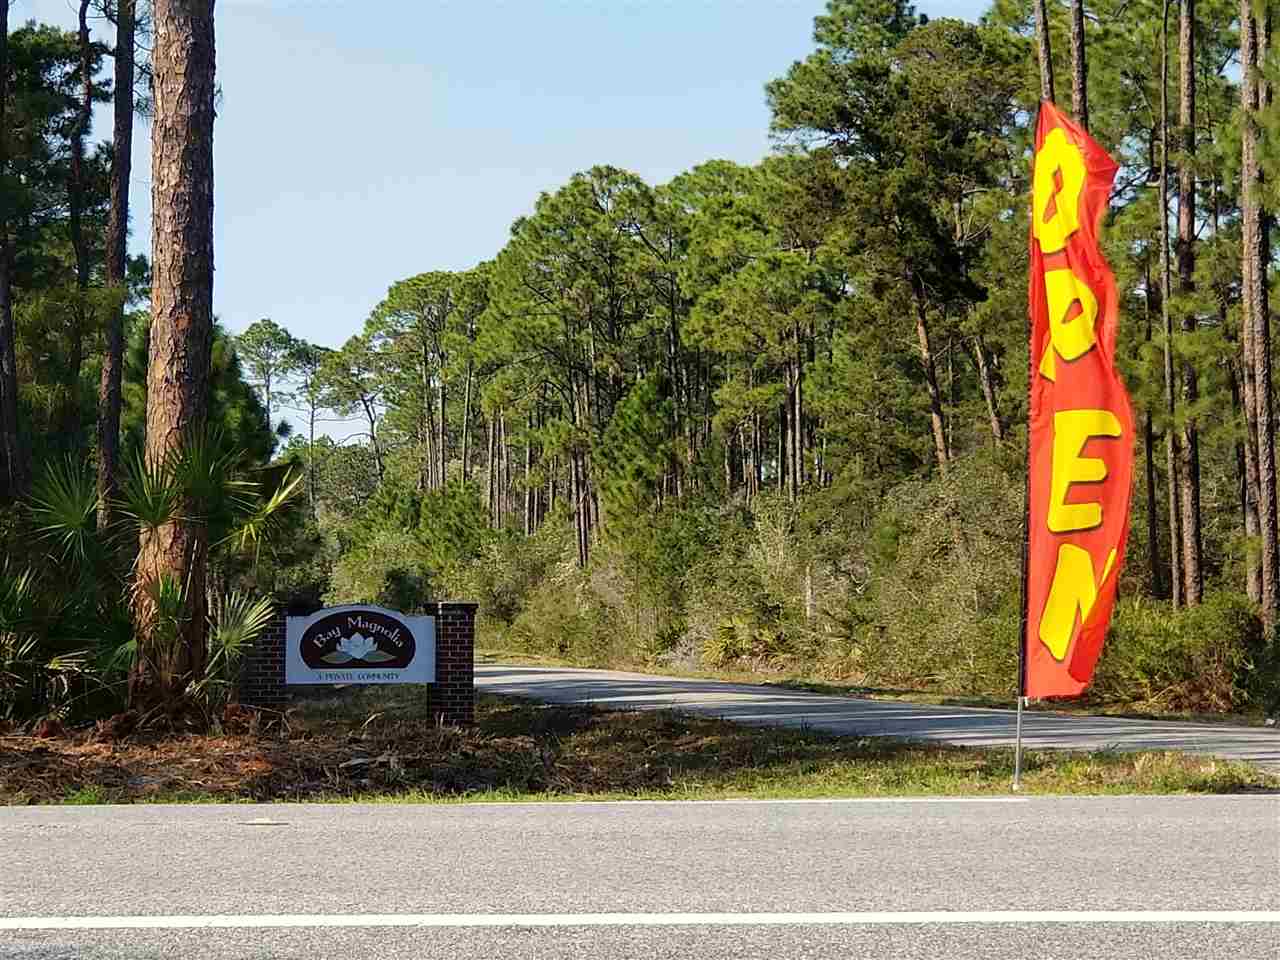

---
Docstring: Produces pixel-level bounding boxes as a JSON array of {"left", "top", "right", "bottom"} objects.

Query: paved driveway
[{"left": 476, "top": 664, "right": 1280, "bottom": 769}]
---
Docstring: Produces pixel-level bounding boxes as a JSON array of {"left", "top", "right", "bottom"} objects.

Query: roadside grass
[
  {"left": 1, "top": 687, "right": 1274, "bottom": 805},
  {"left": 475, "top": 648, "right": 1274, "bottom": 727}
]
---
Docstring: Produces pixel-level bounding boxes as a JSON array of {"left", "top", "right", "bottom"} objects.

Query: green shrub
[
  {"left": 500, "top": 557, "right": 629, "bottom": 666},
  {"left": 325, "top": 525, "right": 436, "bottom": 610},
  {"left": 601, "top": 496, "right": 724, "bottom": 659},
  {"left": 1093, "top": 593, "right": 1267, "bottom": 713},
  {"left": 681, "top": 492, "right": 840, "bottom": 674},
  {"left": 0, "top": 562, "right": 101, "bottom": 724},
  {"left": 464, "top": 513, "right": 573, "bottom": 631},
  {"left": 834, "top": 451, "right": 1023, "bottom": 695},
  {"left": 417, "top": 480, "right": 493, "bottom": 584}
]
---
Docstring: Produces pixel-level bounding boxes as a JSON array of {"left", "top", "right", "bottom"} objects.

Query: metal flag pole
[
  {"left": 1014, "top": 239, "right": 1033, "bottom": 793},
  {"left": 1014, "top": 100, "right": 1044, "bottom": 795},
  {"left": 1015, "top": 396, "right": 1031, "bottom": 791},
  {"left": 1014, "top": 486, "right": 1029, "bottom": 792},
  {"left": 1013, "top": 692, "right": 1025, "bottom": 792}
]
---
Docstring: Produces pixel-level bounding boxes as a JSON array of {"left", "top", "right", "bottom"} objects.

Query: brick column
[
  {"left": 429, "top": 601, "right": 476, "bottom": 725},
  {"left": 238, "top": 610, "right": 288, "bottom": 709}
]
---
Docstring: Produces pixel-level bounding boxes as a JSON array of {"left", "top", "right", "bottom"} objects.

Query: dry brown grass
[{"left": 1, "top": 687, "right": 1274, "bottom": 805}]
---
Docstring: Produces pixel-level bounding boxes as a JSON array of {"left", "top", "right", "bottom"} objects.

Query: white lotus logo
[
  {"left": 321, "top": 632, "right": 396, "bottom": 665},
  {"left": 340, "top": 633, "right": 378, "bottom": 660}
]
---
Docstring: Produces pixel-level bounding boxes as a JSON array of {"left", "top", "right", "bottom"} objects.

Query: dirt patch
[{"left": 0, "top": 694, "right": 560, "bottom": 803}]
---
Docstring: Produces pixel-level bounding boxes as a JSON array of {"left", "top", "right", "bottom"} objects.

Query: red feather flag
[{"left": 1023, "top": 102, "right": 1134, "bottom": 699}]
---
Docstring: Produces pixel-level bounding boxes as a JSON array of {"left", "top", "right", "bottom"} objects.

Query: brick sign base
[{"left": 239, "top": 601, "right": 476, "bottom": 725}]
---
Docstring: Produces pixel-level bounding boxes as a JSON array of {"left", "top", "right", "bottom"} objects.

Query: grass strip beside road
[{"left": 0, "top": 687, "right": 1274, "bottom": 805}]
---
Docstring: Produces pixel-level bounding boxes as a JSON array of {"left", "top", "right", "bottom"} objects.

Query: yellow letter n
[{"left": 1039, "top": 545, "right": 1117, "bottom": 661}]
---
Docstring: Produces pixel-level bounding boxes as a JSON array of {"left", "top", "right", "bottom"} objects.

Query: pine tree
[
  {"left": 0, "top": 0, "right": 25, "bottom": 501},
  {"left": 98, "top": 0, "right": 137, "bottom": 529},
  {"left": 1240, "top": 0, "right": 1278, "bottom": 629},
  {"left": 1177, "top": 0, "right": 1204, "bottom": 604},
  {"left": 131, "top": 0, "right": 217, "bottom": 714}
]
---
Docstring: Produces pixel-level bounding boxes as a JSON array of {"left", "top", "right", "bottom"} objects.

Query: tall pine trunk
[
  {"left": 1242, "top": 262, "right": 1264, "bottom": 604},
  {"left": 788, "top": 330, "right": 798, "bottom": 496},
  {"left": 1256, "top": 6, "right": 1280, "bottom": 631},
  {"left": 0, "top": 0, "right": 25, "bottom": 502},
  {"left": 420, "top": 403, "right": 433, "bottom": 492},
  {"left": 1033, "top": 0, "right": 1056, "bottom": 103},
  {"left": 423, "top": 359, "right": 436, "bottom": 490},
  {"left": 911, "top": 279, "right": 949, "bottom": 475},
  {"left": 486, "top": 416, "right": 496, "bottom": 528},
  {"left": 1177, "top": 0, "right": 1203, "bottom": 604},
  {"left": 63, "top": 1, "right": 93, "bottom": 444},
  {"left": 307, "top": 401, "right": 317, "bottom": 520},
  {"left": 1160, "top": 1, "right": 1184, "bottom": 606},
  {"left": 460, "top": 358, "right": 472, "bottom": 482},
  {"left": 364, "top": 396, "right": 384, "bottom": 482},
  {"left": 524, "top": 413, "right": 534, "bottom": 537},
  {"left": 1227, "top": 337, "right": 1249, "bottom": 576},
  {"left": 1212, "top": 167, "right": 1250, "bottom": 588},
  {"left": 1240, "top": 0, "right": 1278, "bottom": 625},
  {"left": 1239, "top": 15, "right": 1264, "bottom": 605},
  {"left": 974, "top": 336, "right": 1004, "bottom": 443},
  {"left": 547, "top": 454, "right": 557, "bottom": 519},
  {"left": 131, "top": 0, "right": 217, "bottom": 715},
  {"left": 98, "top": 0, "right": 136, "bottom": 529},
  {"left": 567, "top": 382, "right": 589, "bottom": 565},
  {"left": 437, "top": 365, "right": 446, "bottom": 489},
  {"left": 1145, "top": 264, "right": 1165, "bottom": 597},
  {"left": 777, "top": 402, "right": 786, "bottom": 493},
  {"left": 500, "top": 407, "right": 511, "bottom": 528},
  {"left": 1070, "top": 0, "right": 1088, "bottom": 125}
]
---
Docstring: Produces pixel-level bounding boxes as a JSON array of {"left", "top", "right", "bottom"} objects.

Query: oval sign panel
[
  {"left": 300, "top": 609, "right": 415, "bottom": 670},
  {"left": 286, "top": 606, "right": 435, "bottom": 685}
]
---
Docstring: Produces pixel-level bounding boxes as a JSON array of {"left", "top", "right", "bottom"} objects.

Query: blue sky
[{"left": 14, "top": 0, "right": 988, "bottom": 432}]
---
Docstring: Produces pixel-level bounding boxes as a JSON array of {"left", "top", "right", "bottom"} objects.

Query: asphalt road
[
  {"left": 476, "top": 664, "right": 1280, "bottom": 769},
  {"left": 2, "top": 796, "right": 1278, "bottom": 959}
]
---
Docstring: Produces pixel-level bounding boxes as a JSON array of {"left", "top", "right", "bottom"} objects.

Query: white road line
[
  {"left": 2, "top": 912, "right": 1277, "bottom": 931},
  {"left": 466, "top": 797, "right": 1030, "bottom": 807}
]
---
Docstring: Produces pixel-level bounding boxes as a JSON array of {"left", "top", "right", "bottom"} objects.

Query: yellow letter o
[{"left": 1033, "top": 127, "right": 1087, "bottom": 255}]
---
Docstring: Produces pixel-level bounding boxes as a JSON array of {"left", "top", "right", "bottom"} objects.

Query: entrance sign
[{"left": 285, "top": 605, "right": 435, "bottom": 685}]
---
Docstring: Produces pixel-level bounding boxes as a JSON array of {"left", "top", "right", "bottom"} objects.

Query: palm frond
[
  {"left": 207, "top": 592, "right": 275, "bottom": 672},
  {"left": 195, "top": 592, "right": 276, "bottom": 709},
  {"left": 29, "top": 458, "right": 98, "bottom": 568},
  {"left": 148, "top": 573, "right": 188, "bottom": 627},
  {"left": 0, "top": 564, "right": 38, "bottom": 632},
  {"left": 174, "top": 426, "right": 243, "bottom": 518},
  {"left": 97, "top": 636, "right": 137, "bottom": 680},
  {"left": 118, "top": 449, "right": 184, "bottom": 531},
  {"left": 218, "top": 468, "right": 305, "bottom": 565}
]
